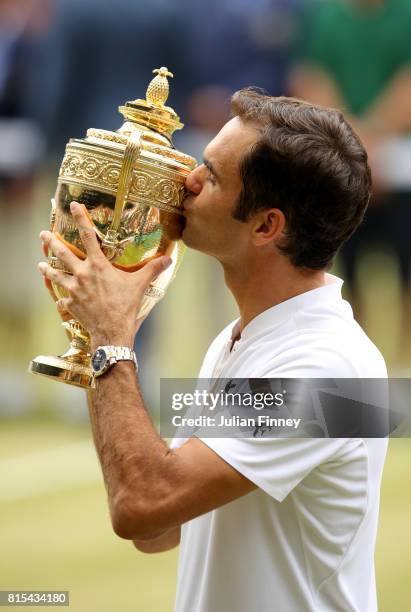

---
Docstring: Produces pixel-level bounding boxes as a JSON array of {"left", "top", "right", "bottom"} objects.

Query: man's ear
[{"left": 251, "top": 209, "right": 286, "bottom": 246}]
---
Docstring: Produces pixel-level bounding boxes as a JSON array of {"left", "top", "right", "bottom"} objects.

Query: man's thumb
[{"left": 142, "top": 255, "right": 172, "bottom": 282}]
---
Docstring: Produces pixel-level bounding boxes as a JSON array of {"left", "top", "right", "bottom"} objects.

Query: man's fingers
[
  {"left": 38, "top": 262, "right": 72, "bottom": 291},
  {"left": 139, "top": 256, "right": 172, "bottom": 284},
  {"left": 40, "top": 230, "right": 80, "bottom": 272},
  {"left": 56, "top": 298, "right": 72, "bottom": 316},
  {"left": 70, "top": 201, "right": 102, "bottom": 259},
  {"left": 43, "top": 276, "right": 57, "bottom": 302},
  {"left": 43, "top": 277, "right": 71, "bottom": 321}
]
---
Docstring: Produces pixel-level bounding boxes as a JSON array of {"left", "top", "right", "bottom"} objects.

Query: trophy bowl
[{"left": 29, "top": 67, "right": 197, "bottom": 389}]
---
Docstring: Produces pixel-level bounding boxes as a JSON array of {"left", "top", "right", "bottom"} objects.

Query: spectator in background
[
  {"left": 289, "top": 0, "right": 411, "bottom": 367},
  {"left": 0, "top": 0, "right": 51, "bottom": 414},
  {"left": 28, "top": 0, "right": 187, "bottom": 160},
  {"left": 176, "top": 0, "right": 303, "bottom": 159},
  {"left": 0, "top": 0, "right": 49, "bottom": 207}
]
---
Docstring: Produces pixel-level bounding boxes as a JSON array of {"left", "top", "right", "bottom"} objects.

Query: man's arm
[
  {"left": 132, "top": 527, "right": 181, "bottom": 554},
  {"left": 39, "top": 203, "right": 256, "bottom": 542},
  {"left": 289, "top": 64, "right": 411, "bottom": 136},
  {"left": 87, "top": 391, "right": 180, "bottom": 553},
  {"left": 288, "top": 66, "right": 345, "bottom": 110},
  {"left": 287, "top": 64, "right": 411, "bottom": 192},
  {"left": 364, "top": 66, "right": 411, "bottom": 136},
  {"left": 86, "top": 361, "right": 255, "bottom": 541}
]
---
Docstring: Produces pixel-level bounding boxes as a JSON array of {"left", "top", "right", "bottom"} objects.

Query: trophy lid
[
  {"left": 59, "top": 66, "right": 196, "bottom": 220},
  {"left": 118, "top": 67, "right": 183, "bottom": 141}
]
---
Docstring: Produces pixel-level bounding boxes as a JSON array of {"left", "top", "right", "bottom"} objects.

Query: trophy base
[{"left": 29, "top": 355, "right": 95, "bottom": 389}]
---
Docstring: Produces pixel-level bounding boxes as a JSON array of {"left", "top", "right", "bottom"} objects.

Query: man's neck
[{"left": 222, "top": 254, "right": 327, "bottom": 334}]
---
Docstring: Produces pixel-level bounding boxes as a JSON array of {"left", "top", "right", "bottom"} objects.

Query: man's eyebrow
[{"left": 203, "top": 157, "right": 221, "bottom": 181}]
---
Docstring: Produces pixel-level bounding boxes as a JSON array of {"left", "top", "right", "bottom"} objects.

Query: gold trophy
[{"left": 29, "top": 67, "right": 196, "bottom": 389}]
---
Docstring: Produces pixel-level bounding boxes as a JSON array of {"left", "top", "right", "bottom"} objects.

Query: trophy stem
[{"left": 28, "top": 319, "right": 95, "bottom": 389}]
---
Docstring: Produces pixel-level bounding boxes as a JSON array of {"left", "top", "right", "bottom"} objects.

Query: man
[
  {"left": 289, "top": 0, "right": 411, "bottom": 362},
  {"left": 39, "top": 90, "right": 387, "bottom": 612}
]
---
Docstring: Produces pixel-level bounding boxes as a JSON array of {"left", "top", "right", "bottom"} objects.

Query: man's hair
[{"left": 231, "top": 88, "right": 372, "bottom": 270}]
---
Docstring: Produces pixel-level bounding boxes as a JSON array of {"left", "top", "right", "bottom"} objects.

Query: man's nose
[{"left": 185, "top": 167, "right": 203, "bottom": 195}]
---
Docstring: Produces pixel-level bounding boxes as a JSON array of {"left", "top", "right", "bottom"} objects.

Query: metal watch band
[{"left": 107, "top": 346, "right": 138, "bottom": 370}]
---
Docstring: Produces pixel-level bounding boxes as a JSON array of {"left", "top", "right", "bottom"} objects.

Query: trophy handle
[
  {"left": 102, "top": 131, "right": 142, "bottom": 256},
  {"left": 49, "top": 197, "right": 57, "bottom": 231}
]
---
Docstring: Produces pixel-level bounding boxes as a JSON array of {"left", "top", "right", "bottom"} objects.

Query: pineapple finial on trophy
[{"left": 146, "top": 67, "right": 174, "bottom": 107}]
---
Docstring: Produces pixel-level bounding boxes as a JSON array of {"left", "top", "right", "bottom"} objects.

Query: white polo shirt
[{"left": 172, "top": 275, "right": 388, "bottom": 612}]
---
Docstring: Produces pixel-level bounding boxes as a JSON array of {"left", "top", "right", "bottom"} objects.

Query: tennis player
[{"left": 39, "top": 90, "right": 387, "bottom": 612}]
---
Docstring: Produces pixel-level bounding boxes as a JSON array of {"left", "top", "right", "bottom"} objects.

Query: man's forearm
[
  {"left": 288, "top": 66, "right": 345, "bottom": 111},
  {"left": 364, "top": 67, "right": 411, "bottom": 135},
  {"left": 85, "top": 361, "right": 174, "bottom": 539}
]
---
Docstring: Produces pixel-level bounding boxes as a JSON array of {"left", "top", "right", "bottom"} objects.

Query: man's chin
[
  {"left": 181, "top": 225, "right": 195, "bottom": 248},
  {"left": 181, "top": 224, "right": 204, "bottom": 253}
]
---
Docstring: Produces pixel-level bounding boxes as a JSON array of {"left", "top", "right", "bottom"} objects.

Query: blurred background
[{"left": 0, "top": 0, "right": 410, "bottom": 609}]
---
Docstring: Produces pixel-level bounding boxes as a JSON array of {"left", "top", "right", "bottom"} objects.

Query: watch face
[{"left": 92, "top": 348, "right": 107, "bottom": 373}]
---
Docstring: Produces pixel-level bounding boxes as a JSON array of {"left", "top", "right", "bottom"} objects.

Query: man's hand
[
  {"left": 41, "top": 240, "right": 72, "bottom": 324},
  {"left": 38, "top": 201, "right": 172, "bottom": 348}
]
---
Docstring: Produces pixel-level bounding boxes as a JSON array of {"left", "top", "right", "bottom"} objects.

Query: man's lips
[{"left": 183, "top": 196, "right": 194, "bottom": 213}]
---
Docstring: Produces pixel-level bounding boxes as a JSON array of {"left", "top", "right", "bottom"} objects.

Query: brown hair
[{"left": 231, "top": 88, "right": 372, "bottom": 270}]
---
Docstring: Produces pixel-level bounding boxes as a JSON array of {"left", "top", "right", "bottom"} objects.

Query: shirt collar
[{"left": 231, "top": 274, "right": 344, "bottom": 344}]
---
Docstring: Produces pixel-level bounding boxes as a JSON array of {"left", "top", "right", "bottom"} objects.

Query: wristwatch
[{"left": 91, "top": 345, "right": 138, "bottom": 378}]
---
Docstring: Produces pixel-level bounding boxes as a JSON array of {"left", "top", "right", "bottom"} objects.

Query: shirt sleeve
[{"left": 198, "top": 435, "right": 350, "bottom": 502}]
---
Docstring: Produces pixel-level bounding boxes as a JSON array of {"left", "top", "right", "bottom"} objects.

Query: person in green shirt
[{"left": 290, "top": 0, "right": 411, "bottom": 366}]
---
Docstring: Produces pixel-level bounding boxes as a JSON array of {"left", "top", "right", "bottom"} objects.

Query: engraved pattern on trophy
[
  {"left": 29, "top": 67, "right": 197, "bottom": 389},
  {"left": 59, "top": 151, "right": 187, "bottom": 211},
  {"left": 87, "top": 128, "right": 128, "bottom": 145}
]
